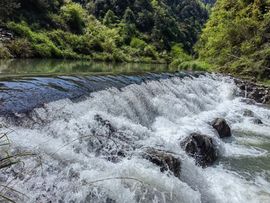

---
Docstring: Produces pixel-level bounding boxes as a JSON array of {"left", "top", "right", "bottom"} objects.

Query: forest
[{"left": 0, "top": 0, "right": 269, "bottom": 81}]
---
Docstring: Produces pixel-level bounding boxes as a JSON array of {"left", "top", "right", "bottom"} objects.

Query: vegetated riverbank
[
  {"left": 1, "top": 0, "right": 269, "bottom": 84},
  {"left": 0, "top": 24, "right": 213, "bottom": 73},
  {"left": 0, "top": 0, "right": 210, "bottom": 68}
]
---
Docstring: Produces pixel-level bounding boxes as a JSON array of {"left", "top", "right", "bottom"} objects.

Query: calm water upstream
[
  {"left": 0, "top": 60, "right": 269, "bottom": 203},
  {"left": 0, "top": 59, "right": 169, "bottom": 77}
]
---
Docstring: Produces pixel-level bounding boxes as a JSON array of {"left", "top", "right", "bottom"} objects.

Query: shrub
[
  {"left": 7, "top": 22, "right": 62, "bottom": 58},
  {"left": 112, "top": 49, "right": 129, "bottom": 62},
  {"left": 144, "top": 45, "right": 158, "bottom": 59},
  {"left": 0, "top": 44, "right": 12, "bottom": 58},
  {"left": 171, "top": 43, "right": 192, "bottom": 61},
  {"left": 130, "top": 37, "right": 146, "bottom": 50},
  {"left": 170, "top": 60, "right": 214, "bottom": 72},
  {"left": 7, "top": 38, "right": 33, "bottom": 58}
]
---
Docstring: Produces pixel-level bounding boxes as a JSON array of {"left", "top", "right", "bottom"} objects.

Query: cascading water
[{"left": 0, "top": 73, "right": 270, "bottom": 203}]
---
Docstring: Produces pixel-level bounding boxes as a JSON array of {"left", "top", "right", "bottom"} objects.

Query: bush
[
  {"left": 144, "top": 45, "right": 158, "bottom": 59},
  {"left": 170, "top": 60, "right": 214, "bottom": 72},
  {"left": 7, "top": 38, "right": 33, "bottom": 58},
  {"left": 0, "top": 44, "right": 12, "bottom": 58},
  {"left": 7, "top": 22, "right": 62, "bottom": 58},
  {"left": 171, "top": 44, "right": 192, "bottom": 61},
  {"left": 130, "top": 37, "right": 146, "bottom": 50}
]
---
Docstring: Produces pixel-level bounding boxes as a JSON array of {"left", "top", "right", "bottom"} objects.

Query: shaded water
[{"left": 0, "top": 61, "right": 270, "bottom": 203}]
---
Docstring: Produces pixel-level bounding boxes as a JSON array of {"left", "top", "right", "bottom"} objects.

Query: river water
[{"left": 0, "top": 60, "right": 270, "bottom": 203}]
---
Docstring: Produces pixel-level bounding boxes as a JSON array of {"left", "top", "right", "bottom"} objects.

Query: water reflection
[{"left": 0, "top": 59, "right": 169, "bottom": 77}]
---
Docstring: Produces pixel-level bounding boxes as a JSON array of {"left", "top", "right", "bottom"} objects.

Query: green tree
[
  {"left": 123, "top": 7, "right": 135, "bottom": 24},
  {"left": 196, "top": 0, "right": 270, "bottom": 80},
  {"left": 121, "top": 8, "right": 137, "bottom": 44},
  {"left": 0, "top": 0, "right": 20, "bottom": 22},
  {"left": 103, "top": 10, "right": 118, "bottom": 27},
  {"left": 60, "top": 2, "right": 86, "bottom": 34}
]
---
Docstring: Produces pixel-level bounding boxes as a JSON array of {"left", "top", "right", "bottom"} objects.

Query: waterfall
[{"left": 0, "top": 73, "right": 269, "bottom": 203}]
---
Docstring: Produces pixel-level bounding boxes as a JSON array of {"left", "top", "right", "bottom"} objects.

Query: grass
[{"left": 0, "top": 129, "right": 37, "bottom": 202}]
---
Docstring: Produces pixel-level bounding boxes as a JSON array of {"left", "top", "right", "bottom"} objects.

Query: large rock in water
[
  {"left": 211, "top": 118, "right": 232, "bottom": 138},
  {"left": 181, "top": 133, "right": 218, "bottom": 167},
  {"left": 143, "top": 148, "right": 181, "bottom": 178}
]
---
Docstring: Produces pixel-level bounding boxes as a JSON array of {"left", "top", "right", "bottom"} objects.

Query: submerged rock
[
  {"left": 92, "top": 114, "right": 133, "bottom": 163},
  {"left": 143, "top": 148, "right": 181, "bottom": 178},
  {"left": 94, "top": 114, "right": 116, "bottom": 134},
  {"left": 252, "top": 118, "right": 263, "bottom": 125},
  {"left": 243, "top": 109, "right": 255, "bottom": 117},
  {"left": 181, "top": 133, "right": 218, "bottom": 168},
  {"left": 240, "top": 98, "right": 256, "bottom": 105},
  {"left": 211, "top": 118, "right": 232, "bottom": 138}
]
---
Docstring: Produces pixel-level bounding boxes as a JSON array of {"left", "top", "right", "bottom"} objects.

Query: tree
[
  {"left": 103, "top": 10, "right": 118, "bottom": 27},
  {"left": 123, "top": 7, "right": 135, "bottom": 24},
  {"left": 0, "top": 0, "right": 20, "bottom": 22},
  {"left": 121, "top": 7, "right": 137, "bottom": 44},
  {"left": 60, "top": 2, "right": 86, "bottom": 34},
  {"left": 196, "top": 0, "right": 270, "bottom": 80}
]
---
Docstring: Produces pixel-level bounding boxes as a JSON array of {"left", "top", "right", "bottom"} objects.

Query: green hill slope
[
  {"left": 0, "top": 0, "right": 209, "bottom": 64},
  {"left": 196, "top": 0, "right": 270, "bottom": 81}
]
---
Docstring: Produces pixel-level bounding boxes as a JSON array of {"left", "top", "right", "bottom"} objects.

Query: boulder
[
  {"left": 240, "top": 98, "right": 256, "bottom": 105},
  {"left": 143, "top": 148, "right": 181, "bottom": 178},
  {"left": 181, "top": 133, "right": 218, "bottom": 168},
  {"left": 211, "top": 118, "right": 232, "bottom": 138},
  {"left": 252, "top": 118, "right": 263, "bottom": 125},
  {"left": 243, "top": 109, "right": 255, "bottom": 117},
  {"left": 94, "top": 114, "right": 116, "bottom": 134}
]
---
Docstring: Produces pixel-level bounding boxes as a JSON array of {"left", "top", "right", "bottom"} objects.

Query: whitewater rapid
[{"left": 0, "top": 74, "right": 270, "bottom": 202}]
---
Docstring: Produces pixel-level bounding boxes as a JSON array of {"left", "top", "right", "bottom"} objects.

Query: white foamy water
[{"left": 0, "top": 74, "right": 270, "bottom": 203}]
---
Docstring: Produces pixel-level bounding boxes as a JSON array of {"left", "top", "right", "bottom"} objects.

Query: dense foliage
[
  {"left": 196, "top": 0, "right": 270, "bottom": 80},
  {"left": 0, "top": 0, "right": 209, "bottom": 64}
]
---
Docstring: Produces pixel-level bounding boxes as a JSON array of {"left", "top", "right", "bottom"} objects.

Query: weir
[{"left": 0, "top": 73, "right": 269, "bottom": 203}]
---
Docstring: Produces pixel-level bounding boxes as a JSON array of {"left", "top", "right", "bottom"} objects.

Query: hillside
[
  {"left": 196, "top": 0, "right": 270, "bottom": 81},
  {"left": 0, "top": 0, "right": 209, "bottom": 64}
]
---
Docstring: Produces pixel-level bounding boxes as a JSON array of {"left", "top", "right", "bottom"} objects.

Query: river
[{"left": 0, "top": 60, "right": 269, "bottom": 203}]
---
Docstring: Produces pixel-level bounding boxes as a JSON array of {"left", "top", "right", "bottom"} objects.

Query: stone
[
  {"left": 181, "top": 133, "right": 218, "bottom": 168},
  {"left": 143, "top": 148, "right": 181, "bottom": 178},
  {"left": 252, "top": 118, "right": 263, "bottom": 125},
  {"left": 211, "top": 118, "right": 232, "bottom": 138},
  {"left": 243, "top": 109, "right": 254, "bottom": 117}
]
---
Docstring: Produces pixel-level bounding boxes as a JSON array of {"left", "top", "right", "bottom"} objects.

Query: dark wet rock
[
  {"left": 211, "top": 118, "right": 232, "bottom": 138},
  {"left": 85, "top": 191, "right": 116, "bottom": 203},
  {"left": 143, "top": 148, "right": 181, "bottom": 178},
  {"left": 90, "top": 115, "right": 134, "bottom": 163},
  {"left": 68, "top": 168, "right": 80, "bottom": 181},
  {"left": 240, "top": 98, "right": 256, "bottom": 105},
  {"left": 243, "top": 109, "right": 255, "bottom": 117},
  {"left": 181, "top": 133, "right": 218, "bottom": 168},
  {"left": 94, "top": 114, "right": 116, "bottom": 134},
  {"left": 252, "top": 118, "right": 263, "bottom": 125},
  {"left": 235, "top": 79, "right": 270, "bottom": 105}
]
